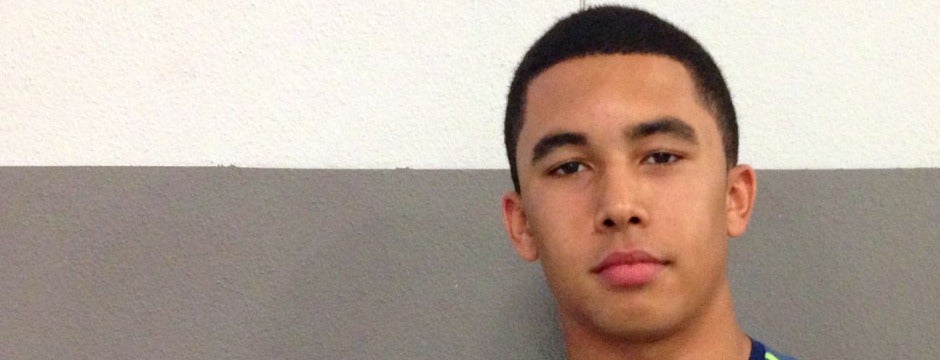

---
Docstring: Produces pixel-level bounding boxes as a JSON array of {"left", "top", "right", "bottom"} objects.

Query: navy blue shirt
[{"left": 750, "top": 338, "right": 796, "bottom": 360}]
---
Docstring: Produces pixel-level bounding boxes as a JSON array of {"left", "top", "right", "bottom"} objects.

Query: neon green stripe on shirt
[{"left": 765, "top": 353, "right": 780, "bottom": 360}]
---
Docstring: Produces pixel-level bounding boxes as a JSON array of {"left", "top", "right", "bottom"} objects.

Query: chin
[
  {"left": 578, "top": 299, "right": 688, "bottom": 343},
  {"left": 595, "top": 319, "right": 678, "bottom": 343}
]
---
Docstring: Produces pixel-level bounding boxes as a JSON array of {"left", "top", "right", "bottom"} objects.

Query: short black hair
[{"left": 504, "top": 6, "right": 737, "bottom": 193}]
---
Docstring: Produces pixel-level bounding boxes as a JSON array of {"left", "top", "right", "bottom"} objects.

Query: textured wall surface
[
  {"left": 1, "top": 168, "right": 937, "bottom": 359},
  {"left": 2, "top": 1, "right": 939, "bottom": 168}
]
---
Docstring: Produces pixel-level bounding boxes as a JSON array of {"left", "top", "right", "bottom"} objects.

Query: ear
[
  {"left": 501, "top": 191, "right": 539, "bottom": 262},
  {"left": 726, "top": 165, "right": 757, "bottom": 238}
]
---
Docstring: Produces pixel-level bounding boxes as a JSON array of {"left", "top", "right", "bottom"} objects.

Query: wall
[
  {"left": 1, "top": 1, "right": 938, "bottom": 359},
  {"left": 1, "top": 168, "right": 937, "bottom": 359},
  {"left": 2, "top": 1, "right": 938, "bottom": 168}
]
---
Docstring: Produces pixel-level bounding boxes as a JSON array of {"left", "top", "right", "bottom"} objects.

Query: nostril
[
  {"left": 628, "top": 216, "right": 640, "bottom": 224},
  {"left": 603, "top": 218, "right": 616, "bottom": 227}
]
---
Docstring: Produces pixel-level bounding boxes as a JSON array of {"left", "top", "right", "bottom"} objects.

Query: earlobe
[
  {"left": 726, "top": 165, "right": 757, "bottom": 238},
  {"left": 501, "top": 191, "right": 539, "bottom": 262}
]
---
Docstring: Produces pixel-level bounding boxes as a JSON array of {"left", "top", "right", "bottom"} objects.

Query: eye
[
  {"left": 643, "top": 152, "right": 681, "bottom": 165},
  {"left": 550, "top": 161, "right": 587, "bottom": 176}
]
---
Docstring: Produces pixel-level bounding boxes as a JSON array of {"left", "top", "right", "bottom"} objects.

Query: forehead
[
  {"left": 519, "top": 54, "right": 718, "bottom": 154},
  {"left": 525, "top": 54, "right": 703, "bottom": 121}
]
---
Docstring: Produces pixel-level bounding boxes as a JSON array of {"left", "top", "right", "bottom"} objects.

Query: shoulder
[
  {"left": 765, "top": 350, "right": 797, "bottom": 360},
  {"left": 751, "top": 338, "right": 797, "bottom": 360}
]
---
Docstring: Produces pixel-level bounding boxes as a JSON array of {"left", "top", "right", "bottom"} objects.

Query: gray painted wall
[{"left": 0, "top": 168, "right": 936, "bottom": 359}]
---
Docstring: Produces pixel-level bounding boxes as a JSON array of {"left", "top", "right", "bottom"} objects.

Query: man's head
[
  {"left": 505, "top": 6, "right": 737, "bottom": 193},
  {"left": 500, "top": 6, "right": 757, "bottom": 346}
]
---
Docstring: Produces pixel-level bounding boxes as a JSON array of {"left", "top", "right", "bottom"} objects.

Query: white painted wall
[{"left": 2, "top": 1, "right": 938, "bottom": 168}]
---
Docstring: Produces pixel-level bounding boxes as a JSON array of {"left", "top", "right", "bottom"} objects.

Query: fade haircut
[{"left": 504, "top": 6, "right": 738, "bottom": 193}]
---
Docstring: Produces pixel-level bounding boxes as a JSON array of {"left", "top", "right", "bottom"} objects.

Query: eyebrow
[
  {"left": 529, "top": 117, "right": 698, "bottom": 165},
  {"left": 531, "top": 132, "right": 587, "bottom": 164},
  {"left": 628, "top": 117, "right": 698, "bottom": 144}
]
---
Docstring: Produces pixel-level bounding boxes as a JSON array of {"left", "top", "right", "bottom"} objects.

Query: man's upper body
[{"left": 500, "top": 6, "right": 795, "bottom": 360}]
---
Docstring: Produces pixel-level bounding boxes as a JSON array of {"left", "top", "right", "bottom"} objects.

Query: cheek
[
  {"left": 524, "top": 188, "right": 598, "bottom": 267},
  {"left": 649, "top": 179, "right": 730, "bottom": 299},
  {"left": 654, "top": 172, "right": 728, "bottom": 243},
  {"left": 525, "top": 182, "right": 595, "bottom": 232}
]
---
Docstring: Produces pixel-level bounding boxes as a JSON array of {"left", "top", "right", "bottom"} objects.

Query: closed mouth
[{"left": 592, "top": 250, "right": 667, "bottom": 273}]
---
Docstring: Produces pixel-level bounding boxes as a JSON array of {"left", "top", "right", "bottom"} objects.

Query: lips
[{"left": 592, "top": 250, "right": 667, "bottom": 287}]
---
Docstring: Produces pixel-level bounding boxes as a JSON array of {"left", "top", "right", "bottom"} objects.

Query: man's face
[{"left": 502, "top": 54, "right": 754, "bottom": 339}]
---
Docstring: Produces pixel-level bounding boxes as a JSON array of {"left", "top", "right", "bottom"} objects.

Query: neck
[{"left": 562, "top": 281, "right": 751, "bottom": 360}]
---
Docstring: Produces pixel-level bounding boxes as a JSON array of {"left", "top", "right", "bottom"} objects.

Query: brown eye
[
  {"left": 643, "top": 152, "right": 680, "bottom": 165},
  {"left": 551, "top": 161, "right": 586, "bottom": 175}
]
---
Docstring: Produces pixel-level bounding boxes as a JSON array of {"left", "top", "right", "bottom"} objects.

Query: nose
[{"left": 594, "top": 168, "right": 648, "bottom": 232}]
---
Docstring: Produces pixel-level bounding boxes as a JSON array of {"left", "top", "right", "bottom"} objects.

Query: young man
[{"left": 500, "top": 6, "right": 795, "bottom": 360}]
